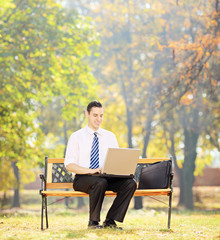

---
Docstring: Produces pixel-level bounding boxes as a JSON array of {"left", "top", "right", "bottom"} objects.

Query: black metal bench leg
[
  {"left": 45, "top": 197, "right": 48, "bottom": 229},
  {"left": 168, "top": 192, "right": 172, "bottom": 229},
  {"left": 41, "top": 195, "right": 44, "bottom": 230},
  {"left": 41, "top": 195, "right": 49, "bottom": 230}
]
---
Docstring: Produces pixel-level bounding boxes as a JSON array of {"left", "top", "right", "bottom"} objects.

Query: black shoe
[
  {"left": 103, "top": 218, "right": 123, "bottom": 230},
  {"left": 88, "top": 220, "right": 103, "bottom": 229}
]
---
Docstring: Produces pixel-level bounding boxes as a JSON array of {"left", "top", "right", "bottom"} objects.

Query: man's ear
[{"left": 85, "top": 110, "right": 89, "bottom": 118}]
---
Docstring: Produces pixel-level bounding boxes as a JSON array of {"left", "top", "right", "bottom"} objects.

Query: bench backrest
[{"left": 44, "top": 157, "right": 171, "bottom": 189}]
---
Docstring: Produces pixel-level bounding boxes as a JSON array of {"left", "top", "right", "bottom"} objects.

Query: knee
[
  {"left": 131, "top": 179, "right": 137, "bottom": 190},
  {"left": 91, "top": 178, "right": 108, "bottom": 192},
  {"left": 127, "top": 179, "right": 137, "bottom": 191},
  {"left": 124, "top": 179, "right": 137, "bottom": 191}
]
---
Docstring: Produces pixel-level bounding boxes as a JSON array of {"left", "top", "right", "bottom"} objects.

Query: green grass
[
  {"left": 0, "top": 209, "right": 219, "bottom": 239},
  {"left": 0, "top": 187, "right": 220, "bottom": 239}
]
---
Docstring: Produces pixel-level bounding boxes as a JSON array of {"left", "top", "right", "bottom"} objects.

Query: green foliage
[{"left": 0, "top": 0, "right": 99, "bottom": 193}]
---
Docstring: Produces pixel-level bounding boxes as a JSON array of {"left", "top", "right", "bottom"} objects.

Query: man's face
[{"left": 86, "top": 107, "right": 104, "bottom": 131}]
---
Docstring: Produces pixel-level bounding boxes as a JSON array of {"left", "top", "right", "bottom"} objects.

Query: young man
[{"left": 64, "top": 100, "right": 137, "bottom": 229}]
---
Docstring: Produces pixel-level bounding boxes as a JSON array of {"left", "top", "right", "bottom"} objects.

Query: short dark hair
[{"left": 87, "top": 100, "right": 102, "bottom": 113}]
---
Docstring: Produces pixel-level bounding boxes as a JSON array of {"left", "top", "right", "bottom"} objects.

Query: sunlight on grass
[
  {"left": 0, "top": 210, "right": 220, "bottom": 240},
  {"left": 1, "top": 187, "right": 220, "bottom": 239}
]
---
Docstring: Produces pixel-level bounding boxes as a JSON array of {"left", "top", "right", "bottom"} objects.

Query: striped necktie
[{"left": 90, "top": 132, "right": 99, "bottom": 169}]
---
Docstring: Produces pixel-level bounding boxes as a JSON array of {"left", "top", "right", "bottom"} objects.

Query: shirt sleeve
[
  {"left": 112, "top": 133, "right": 119, "bottom": 148},
  {"left": 64, "top": 133, "right": 79, "bottom": 167}
]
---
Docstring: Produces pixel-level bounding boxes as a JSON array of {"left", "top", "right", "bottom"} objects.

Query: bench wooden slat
[
  {"left": 138, "top": 158, "right": 170, "bottom": 164},
  {"left": 46, "top": 182, "right": 171, "bottom": 190},
  {"left": 47, "top": 158, "right": 170, "bottom": 164},
  {"left": 47, "top": 163, "right": 53, "bottom": 183},
  {"left": 41, "top": 189, "right": 171, "bottom": 197},
  {"left": 46, "top": 183, "right": 73, "bottom": 189},
  {"left": 48, "top": 158, "right": 66, "bottom": 163}
]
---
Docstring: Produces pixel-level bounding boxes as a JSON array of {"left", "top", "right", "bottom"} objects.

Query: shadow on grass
[
  {"left": 65, "top": 231, "right": 86, "bottom": 239},
  {"left": 64, "top": 228, "right": 137, "bottom": 239},
  {"left": 159, "top": 228, "right": 174, "bottom": 233},
  {"left": 171, "top": 208, "right": 220, "bottom": 215}
]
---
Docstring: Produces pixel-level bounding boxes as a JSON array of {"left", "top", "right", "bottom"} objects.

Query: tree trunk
[
  {"left": 183, "top": 129, "right": 199, "bottom": 209},
  {"left": 182, "top": 107, "right": 200, "bottom": 209},
  {"left": 77, "top": 197, "right": 85, "bottom": 208},
  {"left": 126, "top": 107, "right": 133, "bottom": 148},
  {"left": 177, "top": 170, "right": 185, "bottom": 206},
  {"left": 170, "top": 139, "right": 185, "bottom": 206},
  {"left": 12, "top": 161, "right": 20, "bottom": 208},
  {"left": 142, "top": 108, "right": 154, "bottom": 158},
  {"left": 134, "top": 196, "right": 143, "bottom": 209},
  {"left": 168, "top": 127, "right": 185, "bottom": 206},
  {"left": 1, "top": 192, "right": 7, "bottom": 208}
]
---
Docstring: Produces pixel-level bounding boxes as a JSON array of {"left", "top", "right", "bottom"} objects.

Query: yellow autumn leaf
[{"left": 157, "top": 40, "right": 163, "bottom": 51}]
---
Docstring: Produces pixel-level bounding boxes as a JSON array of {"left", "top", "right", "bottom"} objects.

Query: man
[{"left": 64, "top": 100, "right": 137, "bottom": 229}]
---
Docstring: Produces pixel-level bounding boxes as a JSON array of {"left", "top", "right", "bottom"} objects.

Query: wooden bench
[{"left": 39, "top": 157, "right": 174, "bottom": 230}]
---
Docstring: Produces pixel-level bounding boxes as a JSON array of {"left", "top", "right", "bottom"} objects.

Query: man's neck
[{"left": 87, "top": 125, "right": 99, "bottom": 132}]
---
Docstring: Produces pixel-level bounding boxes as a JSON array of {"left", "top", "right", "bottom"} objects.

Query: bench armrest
[{"left": 40, "top": 174, "right": 46, "bottom": 193}]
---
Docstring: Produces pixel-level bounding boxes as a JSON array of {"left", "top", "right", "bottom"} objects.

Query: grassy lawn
[
  {"left": 0, "top": 209, "right": 219, "bottom": 239},
  {"left": 0, "top": 187, "right": 220, "bottom": 239}
]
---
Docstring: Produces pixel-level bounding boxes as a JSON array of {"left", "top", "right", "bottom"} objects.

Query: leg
[
  {"left": 106, "top": 178, "right": 137, "bottom": 222},
  {"left": 74, "top": 175, "right": 108, "bottom": 222}
]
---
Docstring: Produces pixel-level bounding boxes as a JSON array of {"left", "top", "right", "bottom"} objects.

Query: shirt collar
[{"left": 86, "top": 125, "right": 103, "bottom": 136}]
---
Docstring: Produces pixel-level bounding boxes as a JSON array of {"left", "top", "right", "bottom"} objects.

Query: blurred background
[{"left": 0, "top": 0, "right": 219, "bottom": 212}]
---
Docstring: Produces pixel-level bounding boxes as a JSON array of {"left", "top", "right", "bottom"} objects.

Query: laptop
[{"left": 92, "top": 148, "right": 141, "bottom": 178}]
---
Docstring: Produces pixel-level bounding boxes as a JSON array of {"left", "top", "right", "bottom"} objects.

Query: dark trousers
[{"left": 73, "top": 175, "right": 137, "bottom": 222}]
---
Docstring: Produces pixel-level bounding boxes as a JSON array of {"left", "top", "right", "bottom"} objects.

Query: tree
[
  {"left": 0, "top": 0, "right": 98, "bottom": 207},
  {"left": 159, "top": 0, "right": 219, "bottom": 209}
]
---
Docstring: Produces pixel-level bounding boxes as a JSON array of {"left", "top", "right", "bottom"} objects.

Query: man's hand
[
  {"left": 89, "top": 167, "right": 102, "bottom": 174},
  {"left": 66, "top": 163, "right": 102, "bottom": 175}
]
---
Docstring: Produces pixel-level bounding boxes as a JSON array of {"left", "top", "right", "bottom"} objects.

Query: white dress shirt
[{"left": 64, "top": 125, "right": 119, "bottom": 171}]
